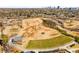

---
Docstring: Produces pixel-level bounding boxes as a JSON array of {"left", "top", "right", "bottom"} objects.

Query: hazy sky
[{"left": 0, "top": 0, "right": 79, "bottom": 8}]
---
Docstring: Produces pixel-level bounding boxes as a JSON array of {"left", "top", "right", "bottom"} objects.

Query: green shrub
[{"left": 75, "top": 37, "right": 79, "bottom": 43}]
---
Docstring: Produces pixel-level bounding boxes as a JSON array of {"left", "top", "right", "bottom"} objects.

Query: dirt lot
[
  {"left": 18, "top": 18, "right": 61, "bottom": 48},
  {"left": 64, "top": 20, "right": 79, "bottom": 29},
  {"left": 19, "top": 18, "right": 61, "bottom": 40}
]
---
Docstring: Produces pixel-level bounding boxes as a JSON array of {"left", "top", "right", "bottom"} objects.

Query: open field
[
  {"left": 26, "top": 35, "right": 73, "bottom": 49},
  {"left": 0, "top": 8, "right": 79, "bottom": 53}
]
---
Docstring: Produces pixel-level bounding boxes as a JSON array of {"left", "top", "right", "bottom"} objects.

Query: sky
[{"left": 0, "top": 0, "right": 79, "bottom": 8}]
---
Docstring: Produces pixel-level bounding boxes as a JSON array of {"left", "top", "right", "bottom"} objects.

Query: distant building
[{"left": 57, "top": 6, "right": 60, "bottom": 9}]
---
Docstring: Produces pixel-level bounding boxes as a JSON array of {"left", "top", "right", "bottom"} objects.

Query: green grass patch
[
  {"left": 26, "top": 35, "right": 73, "bottom": 49},
  {"left": 1, "top": 34, "right": 8, "bottom": 44}
]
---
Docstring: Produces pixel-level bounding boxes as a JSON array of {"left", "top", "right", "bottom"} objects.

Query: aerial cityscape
[{"left": 0, "top": 7, "right": 79, "bottom": 53}]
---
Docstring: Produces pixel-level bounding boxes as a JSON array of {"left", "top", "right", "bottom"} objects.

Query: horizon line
[{"left": 0, "top": 6, "right": 79, "bottom": 8}]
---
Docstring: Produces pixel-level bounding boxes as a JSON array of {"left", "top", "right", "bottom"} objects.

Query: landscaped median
[{"left": 26, "top": 35, "right": 73, "bottom": 49}]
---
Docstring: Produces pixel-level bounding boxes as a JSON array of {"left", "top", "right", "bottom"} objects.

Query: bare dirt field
[
  {"left": 19, "top": 18, "right": 61, "bottom": 40},
  {"left": 17, "top": 18, "right": 61, "bottom": 48},
  {"left": 64, "top": 20, "right": 79, "bottom": 29}
]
